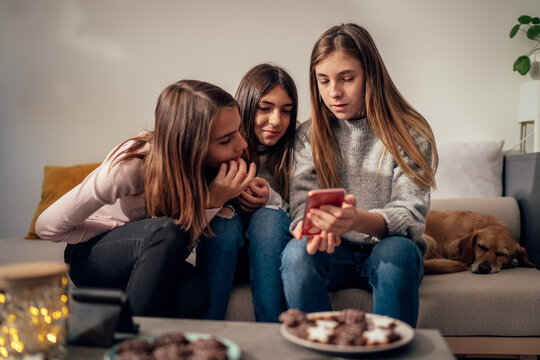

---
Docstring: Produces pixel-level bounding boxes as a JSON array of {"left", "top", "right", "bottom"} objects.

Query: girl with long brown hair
[
  {"left": 36, "top": 80, "right": 256, "bottom": 318},
  {"left": 281, "top": 23, "right": 438, "bottom": 327},
  {"left": 197, "top": 64, "right": 297, "bottom": 322}
]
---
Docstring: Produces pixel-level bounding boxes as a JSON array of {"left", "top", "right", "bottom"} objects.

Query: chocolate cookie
[
  {"left": 116, "top": 337, "right": 154, "bottom": 354},
  {"left": 153, "top": 343, "right": 191, "bottom": 360},
  {"left": 278, "top": 308, "right": 309, "bottom": 327},
  {"left": 190, "top": 347, "right": 228, "bottom": 360},
  {"left": 337, "top": 309, "right": 366, "bottom": 325},
  {"left": 116, "top": 350, "right": 154, "bottom": 360},
  {"left": 153, "top": 332, "right": 189, "bottom": 348},
  {"left": 188, "top": 337, "right": 227, "bottom": 351}
]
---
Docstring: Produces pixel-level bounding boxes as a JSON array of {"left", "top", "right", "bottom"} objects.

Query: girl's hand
[
  {"left": 238, "top": 177, "right": 269, "bottom": 213},
  {"left": 308, "top": 194, "right": 358, "bottom": 236},
  {"left": 292, "top": 221, "right": 342, "bottom": 255},
  {"left": 207, "top": 159, "right": 256, "bottom": 208}
]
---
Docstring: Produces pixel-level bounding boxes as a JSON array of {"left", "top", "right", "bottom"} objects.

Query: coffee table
[{"left": 66, "top": 317, "right": 456, "bottom": 359}]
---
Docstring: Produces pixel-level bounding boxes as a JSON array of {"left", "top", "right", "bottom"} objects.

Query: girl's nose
[
  {"left": 269, "top": 110, "right": 282, "bottom": 126},
  {"left": 238, "top": 133, "right": 248, "bottom": 150},
  {"left": 329, "top": 82, "right": 341, "bottom": 98}
]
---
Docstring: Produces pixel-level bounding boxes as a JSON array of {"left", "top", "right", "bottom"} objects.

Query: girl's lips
[
  {"left": 227, "top": 155, "right": 242, "bottom": 163},
  {"left": 332, "top": 104, "right": 347, "bottom": 110},
  {"left": 264, "top": 130, "right": 281, "bottom": 137}
]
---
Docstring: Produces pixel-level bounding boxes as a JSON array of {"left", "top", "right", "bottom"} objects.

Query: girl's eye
[
  {"left": 257, "top": 106, "right": 271, "bottom": 112},
  {"left": 318, "top": 79, "right": 329, "bottom": 85},
  {"left": 282, "top": 109, "right": 292, "bottom": 114},
  {"left": 220, "top": 138, "right": 232, "bottom": 145},
  {"left": 343, "top": 77, "right": 354, "bottom": 82}
]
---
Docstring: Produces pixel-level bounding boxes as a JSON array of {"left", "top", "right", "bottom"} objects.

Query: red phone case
[{"left": 302, "top": 188, "right": 345, "bottom": 235}]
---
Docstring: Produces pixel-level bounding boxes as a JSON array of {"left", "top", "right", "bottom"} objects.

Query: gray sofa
[
  {"left": 223, "top": 197, "right": 540, "bottom": 359},
  {"left": 1, "top": 197, "right": 540, "bottom": 358}
]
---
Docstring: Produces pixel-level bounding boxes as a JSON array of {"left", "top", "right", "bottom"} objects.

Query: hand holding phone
[{"left": 302, "top": 188, "right": 345, "bottom": 236}]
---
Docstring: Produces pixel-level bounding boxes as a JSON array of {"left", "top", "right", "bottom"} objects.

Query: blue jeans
[
  {"left": 196, "top": 207, "right": 291, "bottom": 322},
  {"left": 64, "top": 217, "right": 209, "bottom": 318},
  {"left": 280, "top": 236, "right": 424, "bottom": 327}
]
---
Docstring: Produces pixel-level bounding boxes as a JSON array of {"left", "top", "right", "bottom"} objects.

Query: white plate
[
  {"left": 103, "top": 332, "right": 241, "bottom": 360},
  {"left": 280, "top": 311, "right": 414, "bottom": 354}
]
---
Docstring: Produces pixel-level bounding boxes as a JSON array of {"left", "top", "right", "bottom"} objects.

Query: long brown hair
[
  {"left": 309, "top": 23, "right": 438, "bottom": 189},
  {"left": 235, "top": 64, "right": 298, "bottom": 200},
  {"left": 110, "top": 80, "right": 238, "bottom": 244}
]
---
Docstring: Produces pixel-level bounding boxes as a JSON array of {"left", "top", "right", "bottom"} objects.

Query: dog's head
[{"left": 450, "top": 226, "right": 535, "bottom": 274}]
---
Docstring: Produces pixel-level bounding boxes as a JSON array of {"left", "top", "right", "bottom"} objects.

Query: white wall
[{"left": 1, "top": 0, "right": 539, "bottom": 238}]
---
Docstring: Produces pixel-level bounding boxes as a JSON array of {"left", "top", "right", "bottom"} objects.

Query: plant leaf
[
  {"left": 519, "top": 15, "right": 532, "bottom": 24},
  {"left": 514, "top": 56, "right": 531, "bottom": 75},
  {"left": 510, "top": 24, "right": 520, "bottom": 38},
  {"left": 533, "top": 17, "right": 540, "bottom": 24},
  {"left": 527, "top": 25, "right": 540, "bottom": 40}
]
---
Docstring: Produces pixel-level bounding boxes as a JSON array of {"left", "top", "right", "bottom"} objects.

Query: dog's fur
[{"left": 423, "top": 210, "right": 535, "bottom": 274}]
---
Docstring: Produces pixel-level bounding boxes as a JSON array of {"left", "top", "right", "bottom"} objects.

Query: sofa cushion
[
  {"left": 26, "top": 163, "right": 101, "bottom": 239},
  {"left": 432, "top": 140, "right": 504, "bottom": 199},
  {"left": 227, "top": 268, "right": 540, "bottom": 336},
  {"left": 417, "top": 267, "right": 540, "bottom": 336},
  {"left": 329, "top": 267, "right": 540, "bottom": 336}
]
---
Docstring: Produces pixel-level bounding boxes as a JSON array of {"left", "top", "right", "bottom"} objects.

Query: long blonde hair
[
  {"left": 309, "top": 23, "right": 438, "bottom": 189},
  {"left": 110, "top": 80, "right": 238, "bottom": 244},
  {"left": 235, "top": 64, "right": 298, "bottom": 200}
]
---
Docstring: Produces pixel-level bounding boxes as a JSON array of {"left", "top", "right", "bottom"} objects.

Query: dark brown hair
[
  {"left": 235, "top": 64, "right": 298, "bottom": 200},
  {"left": 110, "top": 80, "right": 238, "bottom": 244},
  {"left": 309, "top": 23, "right": 438, "bottom": 189}
]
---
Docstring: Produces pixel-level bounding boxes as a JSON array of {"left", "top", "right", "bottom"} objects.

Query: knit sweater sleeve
[
  {"left": 35, "top": 141, "right": 145, "bottom": 244},
  {"left": 289, "top": 121, "right": 319, "bottom": 233},
  {"left": 256, "top": 153, "right": 289, "bottom": 212},
  {"left": 369, "top": 135, "right": 432, "bottom": 252}
]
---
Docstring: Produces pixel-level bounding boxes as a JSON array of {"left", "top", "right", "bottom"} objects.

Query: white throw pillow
[{"left": 431, "top": 140, "right": 504, "bottom": 199}]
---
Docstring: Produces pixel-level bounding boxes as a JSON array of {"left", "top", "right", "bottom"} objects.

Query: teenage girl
[
  {"left": 36, "top": 80, "right": 256, "bottom": 318},
  {"left": 196, "top": 64, "right": 297, "bottom": 322},
  {"left": 281, "top": 23, "right": 438, "bottom": 327}
]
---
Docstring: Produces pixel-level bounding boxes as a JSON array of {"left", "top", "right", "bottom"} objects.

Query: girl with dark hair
[
  {"left": 281, "top": 23, "right": 438, "bottom": 327},
  {"left": 36, "top": 79, "right": 256, "bottom": 318},
  {"left": 197, "top": 64, "right": 297, "bottom": 322}
]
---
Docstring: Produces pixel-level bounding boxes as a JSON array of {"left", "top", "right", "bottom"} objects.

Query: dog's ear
[
  {"left": 449, "top": 233, "right": 476, "bottom": 265},
  {"left": 514, "top": 245, "right": 536, "bottom": 268}
]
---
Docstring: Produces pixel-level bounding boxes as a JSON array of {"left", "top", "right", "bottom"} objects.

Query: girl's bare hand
[
  {"left": 207, "top": 159, "right": 256, "bottom": 208},
  {"left": 293, "top": 220, "right": 342, "bottom": 255},
  {"left": 238, "top": 177, "right": 269, "bottom": 212},
  {"left": 308, "top": 194, "right": 358, "bottom": 236}
]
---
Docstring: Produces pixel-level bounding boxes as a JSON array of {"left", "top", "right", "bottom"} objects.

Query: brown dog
[{"left": 423, "top": 210, "right": 535, "bottom": 274}]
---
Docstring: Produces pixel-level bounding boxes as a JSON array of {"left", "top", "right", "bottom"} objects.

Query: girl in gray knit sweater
[{"left": 281, "top": 23, "right": 438, "bottom": 327}]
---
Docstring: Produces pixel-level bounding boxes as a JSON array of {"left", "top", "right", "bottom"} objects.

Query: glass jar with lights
[{"left": 0, "top": 262, "right": 69, "bottom": 359}]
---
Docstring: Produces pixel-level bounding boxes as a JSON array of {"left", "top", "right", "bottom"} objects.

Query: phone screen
[{"left": 302, "top": 188, "right": 345, "bottom": 235}]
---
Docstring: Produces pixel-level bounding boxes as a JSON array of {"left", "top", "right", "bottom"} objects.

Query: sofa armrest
[{"left": 430, "top": 197, "right": 520, "bottom": 242}]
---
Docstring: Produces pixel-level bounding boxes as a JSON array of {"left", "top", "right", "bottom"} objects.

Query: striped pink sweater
[{"left": 36, "top": 140, "right": 219, "bottom": 244}]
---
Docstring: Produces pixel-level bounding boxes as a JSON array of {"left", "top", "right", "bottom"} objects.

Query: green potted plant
[{"left": 510, "top": 15, "right": 540, "bottom": 76}]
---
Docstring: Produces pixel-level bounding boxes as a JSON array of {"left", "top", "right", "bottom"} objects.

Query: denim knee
[
  {"left": 201, "top": 211, "right": 245, "bottom": 250},
  {"left": 247, "top": 208, "right": 290, "bottom": 251},
  {"left": 249, "top": 207, "right": 290, "bottom": 232},
  {"left": 281, "top": 238, "right": 328, "bottom": 280},
  {"left": 368, "top": 236, "right": 423, "bottom": 282}
]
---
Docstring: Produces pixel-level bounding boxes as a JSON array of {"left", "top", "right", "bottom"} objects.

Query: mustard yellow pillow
[{"left": 26, "top": 162, "right": 101, "bottom": 239}]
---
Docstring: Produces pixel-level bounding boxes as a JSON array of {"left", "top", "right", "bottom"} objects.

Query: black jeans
[{"left": 64, "top": 217, "right": 209, "bottom": 318}]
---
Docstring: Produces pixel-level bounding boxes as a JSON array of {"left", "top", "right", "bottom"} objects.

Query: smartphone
[{"left": 302, "top": 188, "right": 346, "bottom": 235}]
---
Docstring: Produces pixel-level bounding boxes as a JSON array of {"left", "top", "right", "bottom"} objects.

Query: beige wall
[{"left": 1, "top": 0, "right": 539, "bottom": 237}]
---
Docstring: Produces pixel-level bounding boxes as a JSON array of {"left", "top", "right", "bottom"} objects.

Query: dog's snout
[{"left": 476, "top": 263, "right": 492, "bottom": 274}]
